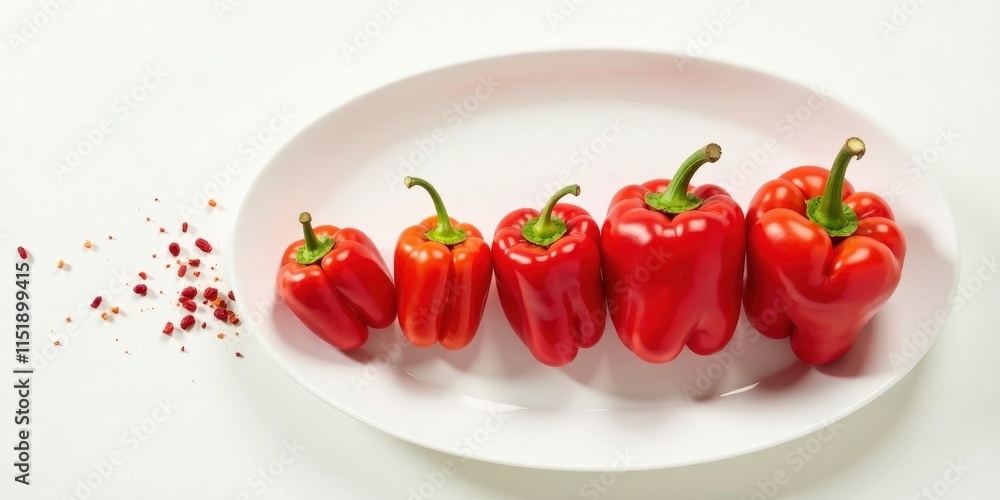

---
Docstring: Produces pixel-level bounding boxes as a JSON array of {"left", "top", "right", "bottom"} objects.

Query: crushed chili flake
[
  {"left": 133, "top": 284, "right": 148, "bottom": 296},
  {"left": 111, "top": 306, "right": 120, "bottom": 314},
  {"left": 227, "top": 291, "right": 236, "bottom": 301},
  {"left": 90, "top": 296, "right": 103, "bottom": 308},
  {"left": 101, "top": 312, "right": 109, "bottom": 320},
  {"left": 213, "top": 308, "right": 228, "bottom": 320},
  {"left": 217, "top": 333, "right": 225, "bottom": 339},
  {"left": 193, "top": 271, "right": 201, "bottom": 277},
  {"left": 139, "top": 271, "right": 148, "bottom": 280},
  {"left": 163, "top": 322, "right": 174, "bottom": 335},
  {"left": 229, "top": 315, "right": 240, "bottom": 325},
  {"left": 177, "top": 264, "right": 188, "bottom": 277},
  {"left": 108, "top": 235, "right": 113, "bottom": 240},
  {"left": 204, "top": 287, "right": 219, "bottom": 301},
  {"left": 65, "top": 317, "right": 72, "bottom": 323},
  {"left": 180, "top": 315, "right": 195, "bottom": 330},
  {"left": 168, "top": 242, "right": 180, "bottom": 257},
  {"left": 213, "top": 276, "right": 219, "bottom": 282},
  {"left": 84, "top": 239, "right": 92, "bottom": 249},
  {"left": 54, "top": 340, "right": 61, "bottom": 346},
  {"left": 195, "top": 238, "right": 212, "bottom": 253},
  {"left": 208, "top": 199, "right": 217, "bottom": 207},
  {"left": 182, "top": 301, "right": 196, "bottom": 312},
  {"left": 57, "top": 260, "right": 65, "bottom": 269},
  {"left": 200, "top": 322, "right": 207, "bottom": 329},
  {"left": 181, "top": 286, "right": 197, "bottom": 299},
  {"left": 146, "top": 217, "right": 151, "bottom": 222},
  {"left": 181, "top": 346, "right": 186, "bottom": 352},
  {"left": 182, "top": 222, "right": 189, "bottom": 233},
  {"left": 235, "top": 352, "right": 244, "bottom": 358},
  {"left": 187, "top": 258, "right": 200, "bottom": 267},
  {"left": 17, "top": 247, "right": 28, "bottom": 259}
]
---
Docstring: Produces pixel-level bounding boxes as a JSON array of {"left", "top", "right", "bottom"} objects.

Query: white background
[{"left": 1, "top": 0, "right": 998, "bottom": 499}]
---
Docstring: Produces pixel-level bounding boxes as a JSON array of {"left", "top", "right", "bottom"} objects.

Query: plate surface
[{"left": 230, "top": 49, "right": 958, "bottom": 471}]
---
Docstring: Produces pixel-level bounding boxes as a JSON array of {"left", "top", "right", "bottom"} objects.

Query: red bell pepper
[
  {"left": 744, "top": 137, "right": 906, "bottom": 364},
  {"left": 602, "top": 144, "right": 745, "bottom": 363},
  {"left": 492, "top": 185, "right": 606, "bottom": 367},
  {"left": 395, "top": 177, "right": 492, "bottom": 350},
  {"left": 276, "top": 213, "right": 396, "bottom": 350}
]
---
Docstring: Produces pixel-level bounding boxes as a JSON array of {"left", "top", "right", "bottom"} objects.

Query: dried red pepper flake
[
  {"left": 133, "top": 284, "right": 148, "bottom": 296},
  {"left": 235, "top": 352, "right": 244, "bottom": 358},
  {"left": 195, "top": 238, "right": 213, "bottom": 253},
  {"left": 182, "top": 301, "right": 197, "bottom": 312},
  {"left": 84, "top": 239, "right": 92, "bottom": 249},
  {"left": 229, "top": 315, "right": 240, "bottom": 325},
  {"left": 17, "top": 247, "right": 27, "bottom": 259},
  {"left": 180, "top": 315, "right": 195, "bottom": 330},
  {"left": 208, "top": 199, "right": 217, "bottom": 207},
  {"left": 168, "top": 242, "right": 180, "bottom": 257},
  {"left": 182, "top": 222, "right": 189, "bottom": 233},
  {"left": 57, "top": 260, "right": 65, "bottom": 269},
  {"left": 90, "top": 296, "right": 103, "bottom": 308},
  {"left": 213, "top": 298, "right": 227, "bottom": 310},
  {"left": 181, "top": 286, "right": 198, "bottom": 299},
  {"left": 163, "top": 322, "right": 174, "bottom": 335},
  {"left": 180, "top": 346, "right": 186, "bottom": 352},
  {"left": 217, "top": 333, "right": 225, "bottom": 339},
  {"left": 138, "top": 271, "right": 148, "bottom": 280},
  {"left": 200, "top": 322, "right": 207, "bottom": 329},
  {"left": 193, "top": 271, "right": 201, "bottom": 277},
  {"left": 213, "top": 308, "right": 228, "bottom": 320},
  {"left": 227, "top": 290, "right": 236, "bottom": 301},
  {"left": 177, "top": 264, "right": 188, "bottom": 277},
  {"left": 203, "top": 287, "right": 219, "bottom": 301},
  {"left": 159, "top": 227, "right": 166, "bottom": 233},
  {"left": 110, "top": 306, "right": 120, "bottom": 314},
  {"left": 187, "top": 258, "right": 201, "bottom": 267},
  {"left": 101, "top": 312, "right": 109, "bottom": 321}
]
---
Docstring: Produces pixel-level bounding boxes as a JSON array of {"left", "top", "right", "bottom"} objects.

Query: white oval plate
[{"left": 230, "top": 49, "right": 958, "bottom": 471}]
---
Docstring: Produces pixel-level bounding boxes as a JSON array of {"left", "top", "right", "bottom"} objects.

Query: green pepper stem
[
  {"left": 404, "top": 176, "right": 467, "bottom": 245},
  {"left": 814, "top": 137, "right": 865, "bottom": 229},
  {"left": 535, "top": 185, "right": 579, "bottom": 238},
  {"left": 295, "top": 212, "right": 335, "bottom": 265},
  {"left": 646, "top": 143, "right": 722, "bottom": 214},
  {"left": 522, "top": 185, "right": 579, "bottom": 246}
]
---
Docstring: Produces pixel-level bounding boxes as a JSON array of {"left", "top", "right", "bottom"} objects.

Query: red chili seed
[
  {"left": 227, "top": 291, "right": 236, "bottom": 301},
  {"left": 181, "top": 286, "right": 197, "bottom": 299},
  {"left": 177, "top": 264, "right": 188, "bottom": 277},
  {"left": 168, "top": 242, "right": 180, "bottom": 257},
  {"left": 17, "top": 247, "right": 28, "bottom": 259},
  {"left": 180, "top": 315, "right": 195, "bottom": 330},
  {"left": 204, "top": 287, "right": 219, "bottom": 301},
  {"left": 138, "top": 271, "right": 148, "bottom": 280},
  {"left": 181, "top": 222, "right": 189, "bottom": 233},
  {"left": 188, "top": 258, "right": 200, "bottom": 267},
  {"left": 90, "top": 296, "right": 103, "bottom": 308},
  {"left": 133, "top": 284, "right": 148, "bottom": 296},
  {"left": 235, "top": 352, "right": 244, "bottom": 358},
  {"left": 213, "top": 308, "right": 228, "bottom": 320},
  {"left": 194, "top": 238, "right": 212, "bottom": 253},
  {"left": 163, "top": 322, "right": 174, "bottom": 335},
  {"left": 182, "top": 301, "right": 196, "bottom": 312}
]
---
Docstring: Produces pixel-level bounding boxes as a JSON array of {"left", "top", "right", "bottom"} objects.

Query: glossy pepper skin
[
  {"left": 744, "top": 138, "right": 906, "bottom": 365},
  {"left": 602, "top": 144, "right": 745, "bottom": 363},
  {"left": 395, "top": 177, "right": 492, "bottom": 349},
  {"left": 492, "top": 185, "right": 606, "bottom": 367},
  {"left": 277, "top": 213, "right": 396, "bottom": 350}
]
